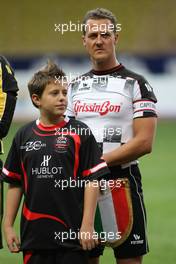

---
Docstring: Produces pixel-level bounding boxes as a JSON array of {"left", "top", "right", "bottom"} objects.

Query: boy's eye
[
  {"left": 50, "top": 91, "right": 58, "bottom": 95},
  {"left": 63, "top": 91, "right": 67, "bottom": 96}
]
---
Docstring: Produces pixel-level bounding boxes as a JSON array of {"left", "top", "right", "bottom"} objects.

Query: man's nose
[{"left": 96, "top": 34, "right": 103, "bottom": 45}]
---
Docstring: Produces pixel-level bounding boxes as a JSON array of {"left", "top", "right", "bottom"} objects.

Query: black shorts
[
  {"left": 89, "top": 164, "right": 149, "bottom": 259},
  {"left": 23, "top": 249, "right": 89, "bottom": 264}
]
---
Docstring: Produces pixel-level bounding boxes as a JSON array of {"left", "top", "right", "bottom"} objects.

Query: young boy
[{"left": 1, "top": 62, "right": 109, "bottom": 264}]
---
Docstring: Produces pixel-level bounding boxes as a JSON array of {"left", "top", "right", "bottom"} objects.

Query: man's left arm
[{"left": 103, "top": 117, "right": 157, "bottom": 166}]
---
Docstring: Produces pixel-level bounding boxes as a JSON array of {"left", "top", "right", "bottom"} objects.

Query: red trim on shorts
[{"left": 24, "top": 251, "right": 33, "bottom": 264}]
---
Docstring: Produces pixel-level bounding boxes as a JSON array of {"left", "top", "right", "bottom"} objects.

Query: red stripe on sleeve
[
  {"left": 83, "top": 162, "right": 107, "bottom": 177},
  {"left": 2, "top": 167, "right": 21, "bottom": 181}
]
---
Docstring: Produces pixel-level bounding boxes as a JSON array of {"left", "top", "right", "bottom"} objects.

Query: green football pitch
[{"left": 0, "top": 120, "right": 176, "bottom": 264}]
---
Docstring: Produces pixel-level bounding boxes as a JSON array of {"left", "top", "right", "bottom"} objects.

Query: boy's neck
[{"left": 39, "top": 115, "right": 65, "bottom": 127}]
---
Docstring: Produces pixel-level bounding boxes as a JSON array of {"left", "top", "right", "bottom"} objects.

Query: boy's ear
[{"left": 32, "top": 94, "right": 41, "bottom": 107}]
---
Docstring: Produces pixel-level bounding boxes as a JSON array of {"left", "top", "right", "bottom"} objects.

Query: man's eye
[
  {"left": 88, "top": 33, "right": 97, "bottom": 39},
  {"left": 101, "top": 32, "right": 111, "bottom": 38}
]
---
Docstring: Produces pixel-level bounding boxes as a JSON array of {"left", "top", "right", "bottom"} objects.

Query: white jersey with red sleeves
[{"left": 66, "top": 64, "right": 157, "bottom": 166}]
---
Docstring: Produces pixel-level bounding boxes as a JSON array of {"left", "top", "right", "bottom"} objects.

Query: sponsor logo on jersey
[
  {"left": 78, "top": 82, "right": 91, "bottom": 91},
  {"left": 20, "top": 141, "right": 46, "bottom": 151},
  {"left": 32, "top": 155, "right": 63, "bottom": 178},
  {"left": 92, "top": 76, "right": 108, "bottom": 89},
  {"left": 55, "top": 136, "right": 69, "bottom": 153},
  {"left": 145, "top": 83, "right": 153, "bottom": 92},
  {"left": 41, "top": 155, "right": 51, "bottom": 167},
  {"left": 74, "top": 100, "right": 121, "bottom": 116}
]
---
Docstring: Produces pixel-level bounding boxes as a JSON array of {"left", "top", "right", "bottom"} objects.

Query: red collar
[{"left": 36, "top": 116, "right": 69, "bottom": 131}]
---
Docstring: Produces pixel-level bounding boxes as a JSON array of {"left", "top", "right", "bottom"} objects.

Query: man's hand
[
  {"left": 4, "top": 226, "right": 20, "bottom": 253},
  {"left": 0, "top": 55, "right": 18, "bottom": 92},
  {"left": 79, "top": 224, "right": 99, "bottom": 250}
]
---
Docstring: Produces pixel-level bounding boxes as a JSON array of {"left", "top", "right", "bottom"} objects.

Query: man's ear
[
  {"left": 114, "top": 33, "right": 119, "bottom": 45},
  {"left": 82, "top": 35, "right": 86, "bottom": 47},
  {"left": 32, "top": 94, "right": 41, "bottom": 107}
]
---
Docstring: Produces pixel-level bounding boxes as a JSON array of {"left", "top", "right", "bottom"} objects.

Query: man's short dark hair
[
  {"left": 82, "top": 8, "right": 117, "bottom": 35},
  {"left": 28, "top": 61, "right": 66, "bottom": 108}
]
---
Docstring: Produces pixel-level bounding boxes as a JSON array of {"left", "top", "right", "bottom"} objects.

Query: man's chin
[{"left": 93, "top": 54, "right": 108, "bottom": 63}]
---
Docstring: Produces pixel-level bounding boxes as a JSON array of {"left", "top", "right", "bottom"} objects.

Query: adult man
[
  {"left": 66, "top": 8, "right": 157, "bottom": 264},
  {"left": 0, "top": 56, "right": 18, "bottom": 249}
]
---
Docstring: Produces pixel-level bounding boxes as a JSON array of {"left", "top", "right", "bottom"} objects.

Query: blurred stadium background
[{"left": 0, "top": 0, "right": 176, "bottom": 263}]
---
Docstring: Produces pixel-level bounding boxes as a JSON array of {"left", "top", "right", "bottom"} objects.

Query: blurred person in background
[
  {"left": 66, "top": 8, "right": 157, "bottom": 264},
  {"left": 0, "top": 55, "right": 18, "bottom": 249}
]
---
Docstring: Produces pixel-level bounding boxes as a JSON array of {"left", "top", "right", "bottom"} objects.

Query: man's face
[{"left": 82, "top": 19, "right": 118, "bottom": 63}]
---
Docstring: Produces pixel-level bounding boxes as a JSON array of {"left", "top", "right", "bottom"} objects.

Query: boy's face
[{"left": 33, "top": 81, "right": 68, "bottom": 118}]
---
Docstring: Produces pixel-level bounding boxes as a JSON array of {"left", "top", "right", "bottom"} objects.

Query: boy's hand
[
  {"left": 0, "top": 55, "right": 18, "bottom": 92},
  {"left": 79, "top": 224, "right": 99, "bottom": 250},
  {"left": 4, "top": 226, "right": 20, "bottom": 253}
]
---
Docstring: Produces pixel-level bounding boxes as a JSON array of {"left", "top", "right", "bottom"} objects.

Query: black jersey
[
  {"left": 1, "top": 117, "right": 109, "bottom": 250},
  {"left": 66, "top": 64, "right": 157, "bottom": 168}
]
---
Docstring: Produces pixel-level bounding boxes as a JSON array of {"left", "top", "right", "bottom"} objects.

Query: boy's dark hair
[
  {"left": 28, "top": 61, "right": 66, "bottom": 108},
  {"left": 82, "top": 8, "right": 117, "bottom": 35}
]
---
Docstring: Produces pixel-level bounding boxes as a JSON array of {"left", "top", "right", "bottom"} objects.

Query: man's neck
[{"left": 92, "top": 57, "right": 119, "bottom": 71}]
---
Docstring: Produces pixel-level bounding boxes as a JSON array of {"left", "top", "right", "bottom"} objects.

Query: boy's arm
[
  {"left": 79, "top": 181, "right": 99, "bottom": 250},
  {"left": 4, "top": 184, "right": 22, "bottom": 252},
  {"left": 79, "top": 130, "right": 109, "bottom": 250}
]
